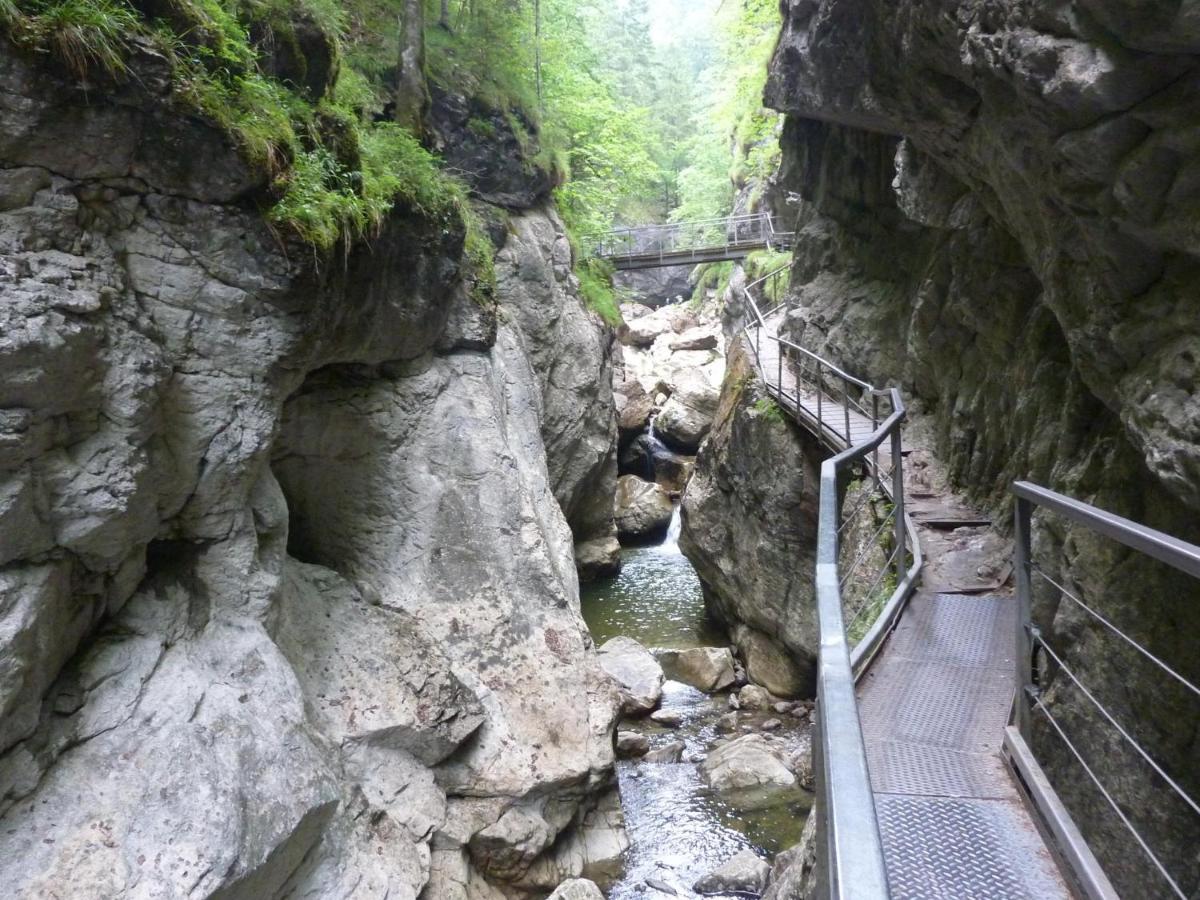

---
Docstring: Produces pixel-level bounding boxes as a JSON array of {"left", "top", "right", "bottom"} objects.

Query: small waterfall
[{"left": 659, "top": 504, "right": 683, "bottom": 554}]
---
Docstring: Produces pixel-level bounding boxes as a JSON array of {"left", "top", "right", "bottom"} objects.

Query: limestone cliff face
[
  {"left": 679, "top": 341, "right": 820, "bottom": 698},
  {"left": 765, "top": 1, "right": 1200, "bottom": 892},
  {"left": 495, "top": 207, "right": 621, "bottom": 579},
  {"left": 0, "top": 40, "right": 621, "bottom": 900}
]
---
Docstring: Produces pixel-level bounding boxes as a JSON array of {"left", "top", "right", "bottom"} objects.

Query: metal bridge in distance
[{"left": 585, "top": 213, "right": 793, "bottom": 270}]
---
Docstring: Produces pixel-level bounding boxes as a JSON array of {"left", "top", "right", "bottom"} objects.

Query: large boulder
[
  {"left": 658, "top": 647, "right": 738, "bottom": 693},
  {"left": 614, "top": 475, "right": 675, "bottom": 543},
  {"left": 654, "top": 370, "right": 720, "bottom": 452},
  {"left": 596, "top": 636, "right": 665, "bottom": 716},
  {"left": 701, "top": 734, "right": 796, "bottom": 792},
  {"left": 670, "top": 326, "right": 719, "bottom": 352},
  {"left": 733, "top": 624, "right": 808, "bottom": 699},
  {"left": 694, "top": 849, "right": 771, "bottom": 896},
  {"left": 614, "top": 377, "right": 654, "bottom": 440}
]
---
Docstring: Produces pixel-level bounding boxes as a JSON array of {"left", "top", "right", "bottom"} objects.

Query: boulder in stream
[
  {"left": 701, "top": 734, "right": 796, "bottom": 792},
  {"left": 654, "top": 370, "right": 720, "bottom": 453},
  {"left": 670, "top": 326, "right": 719, "bottom": 352},
  {"left": 617, "top": 731, "right": 650, "bottom": 758},
  {"left": 596, "top": 636, "right": 664, "bottom": 716},
  {"left": 658, "top": 646, "right": 737, "bottom": 693},
  {"left": 614, "top": 475, "right": 675, "bottom": 543},
  {"left": 694, "top": 848, "right": 771, "bottom": 895},
  {"left": 547, "top": 877, "right": 606, "bottom": 900},
  {"left": 644, "top": 740, "right": 686, "bottom": 764},
  {"left": 737, "top": 684, "right": 779, "bottom": 711}
]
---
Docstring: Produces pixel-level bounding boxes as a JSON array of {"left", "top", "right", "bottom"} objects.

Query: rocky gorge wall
[
  {"left": 0, "top": 38, "right": 623, "bottom": 900},
  {"left": 760, "top": 0, "right": 1200, "bottom": 893}
]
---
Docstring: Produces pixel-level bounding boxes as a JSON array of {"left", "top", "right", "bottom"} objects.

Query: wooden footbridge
[
  {"left": 584, "top": 213, "right": 793, "bottom": 270},
  {"left": 734, "top": 268, "right": 1200, "bottom": 899}
]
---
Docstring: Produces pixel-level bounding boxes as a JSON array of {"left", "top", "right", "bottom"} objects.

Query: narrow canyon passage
[
  {"left": 582, "top": 519, "right": 811, "bottom": 898},
  {"left": 3, "top": 0, "right": 1199, "bottom": 897}
]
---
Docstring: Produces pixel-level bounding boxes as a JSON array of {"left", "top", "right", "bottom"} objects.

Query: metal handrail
[
  {"left": 583, "top": 213, "right": 795, "bottom": 265},
  {"left": 1009, "top": 480, "right": 1200, "bottom": 900},
  {"left": 740, "top": 269, "right": 924, "bottom": 900}
]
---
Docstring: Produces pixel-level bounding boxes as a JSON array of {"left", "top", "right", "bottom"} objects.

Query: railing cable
[
  {"left": 839, "top": 506, "right": 897, "bottom": 588},
  {"left": 1032, "top": 693, "right": 1188, "bottom": 900},
  {"left": 1032, "top": 633, "right": 1200, "bottom": 818},
  {"left": 1032, "top": 567, "right": 1200, "bottom": 701}
]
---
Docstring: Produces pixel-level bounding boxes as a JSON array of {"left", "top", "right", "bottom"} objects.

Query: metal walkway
[
  {"left": 745, "top": 287, "right": 1074, "bottom": 899},
  {"left": 583, "top": 213, "right": 794, "bottom": 270}
]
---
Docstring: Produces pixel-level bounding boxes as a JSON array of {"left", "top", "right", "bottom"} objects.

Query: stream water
[{"left": 581, "top": 510, "right": 810, "bottom": 897}]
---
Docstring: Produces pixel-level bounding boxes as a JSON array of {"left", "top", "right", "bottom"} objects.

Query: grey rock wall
[
  {"left": 765, "top": 1, "right": 1200, "bottom": 892},
  {"left": 495, "top": 206, "right": 622, "bottom": 578},
  {"left": 680, "top": 341, "right": 820, "bottom": 698},
  {"left": 0, "top": 40, "right": 621, "bottom": 899}
]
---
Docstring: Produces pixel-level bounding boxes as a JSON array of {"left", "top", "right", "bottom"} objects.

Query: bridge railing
[
  {"left": 582, "top": 213, "right": 792, "bottom": 265},
  {"left": 741, "top": 268, "right": 923, "bottom": 900},
  {"left": 1007, "top": 482, "right": 1200, "bottom": 900}
]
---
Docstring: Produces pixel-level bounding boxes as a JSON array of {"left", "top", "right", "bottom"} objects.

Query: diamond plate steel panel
[
  {"left": 867, "top": 741, "right": 1018, "bottom": 800},
  {"left": 885, "top": 593, "right": 1015, "bottom": 669},
  {"left": 858, "top": 657, "right": 1014, "bottom": 753},
  {"left": 876, "top": 795, "right": 1070, "bottom": 899}
]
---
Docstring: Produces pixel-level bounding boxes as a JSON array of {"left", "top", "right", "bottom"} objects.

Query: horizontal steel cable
[
  {"left": 1032, "top": 694, "right": 1187, "bottom": 899},
  {"left": 1032, "top": 634, "right": 1200, "bottom": 818},
  {"left": 1033, "top": 567, "right": 1200, "bottom": 700}
]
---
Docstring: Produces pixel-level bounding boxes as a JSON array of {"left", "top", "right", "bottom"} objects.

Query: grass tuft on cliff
[{"left": 11, "top": 0, "right": 138, "bottom": 77}]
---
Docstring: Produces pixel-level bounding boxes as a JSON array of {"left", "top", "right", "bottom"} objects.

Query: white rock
[
  {"left": 597, "top": 636, "right": 665, "bottom": 716},
  {"left": 701, "top": 734, "right": 796, "bottom": 792},
  {"left": 547, "top": 878, "right": 606, "bottom": 900},
  {"left": 694, "top": 848, "right": 771, "bottom": 895},
  {"left": 659, "top": 646, "right": 738, "bottom": 693}
]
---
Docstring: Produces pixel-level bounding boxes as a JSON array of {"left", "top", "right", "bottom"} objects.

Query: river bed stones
[
  {"left": 547, "top": 878, "right": 606, "bottom": 900},
  {"left": 597, "top": 636, "right": 665, "bottom": 716},
  {"left": 649, "top": 708, "right": 683, "bottom": 727},
  {"left": 701, "top": 734, "right": 796, "bottom": 792},
  {"left": 644, "top": 740, "right": 686, "bottom": 764},
  {"left": 694, "top": 848, "right": 771, "bottom": 895},
  {"left": 617, "top": 731, "right": 650, "bottom": 758},
  {"left": 658, "top": 646, "right": 738, "bottom": 693}
]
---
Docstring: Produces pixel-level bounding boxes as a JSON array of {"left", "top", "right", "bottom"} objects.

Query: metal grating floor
[{"left": 859, "top": 593, "right": 1072, "bottom": 898}]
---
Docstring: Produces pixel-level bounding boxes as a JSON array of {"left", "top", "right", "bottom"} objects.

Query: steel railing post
[
  {"left": 843, "top": 387, "right": 852, "bottom": 445},
  {"left": 816, "top": 362, "right": 823, "bottom": 428},
  {"left": 891, "top": 424, "right": 905, "bottom": 583},
  {"left": 872, "top": 394, "right": 880, "bottom": 478},
  {"left": 777, "top": 342, "right": 783, "bottom": 395},
  {"left": 1015, "top": 495, "right": 1035, "bottom": 743}
]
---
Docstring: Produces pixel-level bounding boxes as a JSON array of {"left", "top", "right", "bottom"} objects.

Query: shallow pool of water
[
  {"left": 581, "top": 540, "right": 725, "bottom": 650},
  {"left": 581, "top": 535, "right": 811, "bottom": 897}
]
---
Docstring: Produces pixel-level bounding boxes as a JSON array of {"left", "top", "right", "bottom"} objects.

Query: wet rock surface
[{"left": 694, "top": 848, "right": 772, "bottom": 895}]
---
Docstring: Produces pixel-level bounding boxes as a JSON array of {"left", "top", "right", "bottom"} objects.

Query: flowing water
[{"left": 581, "top": 514, "right": 811, "bottom": 897}]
